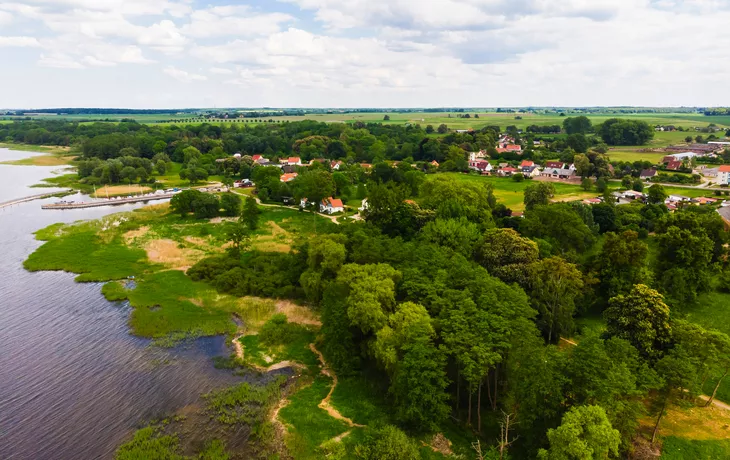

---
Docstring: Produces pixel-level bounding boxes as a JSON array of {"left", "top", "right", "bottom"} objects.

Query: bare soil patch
[
  {"left": 123, "top": 226, "right": 150, "bottom": 244},
  {"left": 144, "top": 239, "right": 205, "bottom": 270},
  {"left": 276, "top": 300, "right": 322, "bottom": 327}
]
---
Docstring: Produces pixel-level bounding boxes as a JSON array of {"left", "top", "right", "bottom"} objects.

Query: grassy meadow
[{"left": 23, "top": 202, "right": 331, "bottom": 340}]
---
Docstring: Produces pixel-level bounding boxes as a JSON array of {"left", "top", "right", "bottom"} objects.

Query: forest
[{"left": 180, "top": 169, "right": 730, "bottom": 458}]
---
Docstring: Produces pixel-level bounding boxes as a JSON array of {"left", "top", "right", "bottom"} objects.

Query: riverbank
[{"left": 0, "top": 143, "right": 77, "bottom": 165}]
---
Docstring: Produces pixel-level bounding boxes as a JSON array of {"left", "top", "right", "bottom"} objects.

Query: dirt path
[
  {"left": 560, "top": 337, "right": 578, "bottom": 346},
  {"left": 309, "top": 343, "right": 365, "bottom": 428},
  {"left": 698, "top": 394, "right": 730, "bottom": 412}
]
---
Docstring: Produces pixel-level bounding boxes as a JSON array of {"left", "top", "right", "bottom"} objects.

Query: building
[
  {"left": 469, "top": 150, "right": 488, "bottom": 161},
  {"left": 252, "top": 154, "right": 263, "bottom": 162},
  {"left": 497, "top": 166, "right": 518, "bottom": 177},
  {"left": 280, "top": 173, "right": 298, "bottom": 182},
  {"left": 331, "top": 160, "right": 343, "bottom": 170},
  {"left": 666, "top": 195, "right": 691, "bottom": 203},
  {"left": 640, "top": 169, "right": 657, "bottom": 181},
  {"left": 719, "top": 165, "right": 730, "bottom": 185},
  {"left": 431, "top": 160, "right": 440, "bottom": 167},
  {"left": 233, "top": 179, "right": 253, "bottom": 188},
  {"left": 469, "top": 160, "right": 493, "bottom": 174},
  {"left": 665, "top": 144, "right": 722, "bottom": 155},
  {"left": 541, "top": 168, "right": 575, "bottom": 179},
  {"left": 665, "top": 160, "right": 683, "bottom": 171},
  {"left": 545, "top": 161, "right": 566, "bottom": 169},
  {"left": 622, "top": 190, "right": 645, "bottom": 200},
  {"left": 320, "top": 197, "right": 344, "bottom": 214},
  {"left": 702, "top": 167, "right": 719, "bottom": 178},
  {"left": 665, "top": 152, "right": 697, "bottom": 162},
  {"left": 524, "top": 166, "right": 542, "bottom": 178},
  {"left": 496, "top": 144, "right": 522, "bottom": 154},
  {"left": 286, "top": 157, "right": 302, "bottom": 166}
]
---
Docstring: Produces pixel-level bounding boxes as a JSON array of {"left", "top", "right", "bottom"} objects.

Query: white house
[
  {"left": 359, "top": 199, "right": 369, "bottom": 212},
  {"left": 719, "top": 165, "right": 730, "bottom": 185},
  {"left": 666, "top": 195, "right": 691, "bottom": 203},
  {"left": 525, "top": 166, "right": 542, "bottom": 178},
  {"left": 320, "top": 197, "right": 344, "bottom": 214}
]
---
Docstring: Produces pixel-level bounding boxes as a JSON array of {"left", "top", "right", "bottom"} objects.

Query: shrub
[{"left": 259, "top": 314, "right": 298, "bottom": 345}]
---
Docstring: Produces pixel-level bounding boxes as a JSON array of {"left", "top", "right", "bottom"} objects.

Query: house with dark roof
[{"left": 640, "top": 169, "right": 657, "bottom": 181}]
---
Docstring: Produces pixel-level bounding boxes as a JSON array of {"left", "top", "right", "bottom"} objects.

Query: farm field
[{"left": 7, "top": 110, "right": 730, "bottom": 133}]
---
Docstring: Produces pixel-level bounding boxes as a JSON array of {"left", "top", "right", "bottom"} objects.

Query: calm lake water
[{"left": 0, "top": 149, "right": 242, "bottom": 459}]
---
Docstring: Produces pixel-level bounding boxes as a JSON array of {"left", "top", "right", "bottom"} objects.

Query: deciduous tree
[
  {"left": 604, "top": 284, "right": 672, "bottom": 360},
  {"left": 537, "top": 405, "right": 621, "bottom": 460}
]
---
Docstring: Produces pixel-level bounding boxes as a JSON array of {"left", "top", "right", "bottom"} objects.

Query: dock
[
  {"left": 0, "top": 190, "right": 74, "bottom": 210},
  {"left": 41, "top": 193, "right": 175, "bottom": 210}
]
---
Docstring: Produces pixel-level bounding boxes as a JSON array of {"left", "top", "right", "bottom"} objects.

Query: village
[{"left": 221, "top": 132, "right": 730, "bottom": 228}]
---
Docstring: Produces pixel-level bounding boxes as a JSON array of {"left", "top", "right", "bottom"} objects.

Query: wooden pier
[
  {"left": 0, "top": 190, "right": 74, "bottom": 210},
  {"left": 41, "top": 193, "right": 175, "bottom": 210}
]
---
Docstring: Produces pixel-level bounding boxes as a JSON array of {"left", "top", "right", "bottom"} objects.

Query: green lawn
[
  {"left": 606, "top": 149, "right": 668, "bottom": 163},
  {"left": 279, "top": 375, "right": 351, "bottom": 460},
  {"left": 441, "top": 172, "right": 604, "bottom": 210},
  {"left": 660, "top": 437, "right": 730, "bottom": 459}
]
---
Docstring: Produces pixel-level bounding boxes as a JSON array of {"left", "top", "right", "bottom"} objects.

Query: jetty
[
  {"left": 0, "top": 190, "right": 74, "bottom": 210},
  {"left": 41, "top": 193, "right": 175, "bottom": 210}
]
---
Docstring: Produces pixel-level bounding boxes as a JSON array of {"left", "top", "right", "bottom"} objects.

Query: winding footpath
[{"left": 308, "top": 343, "right": 365, "bottom": 429}]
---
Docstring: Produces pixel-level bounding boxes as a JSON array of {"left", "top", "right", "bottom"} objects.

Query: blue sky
[{"left": 0, "top": 0, "right": 728, "bottom": 109}]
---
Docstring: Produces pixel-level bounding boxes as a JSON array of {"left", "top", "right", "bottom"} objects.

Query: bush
[
  {"left": 192, "top": 193, "right": 220, "bottom": 219},
  {"left": 719, "top": 270, "right": 730, "bottom": 293},
  {"left": 355, "top": 425, "right": 421, "bottom": 460},
  {"left": 258, "top": 314, "right": 298, "bottom": 345},
  {"left": 220, "top": 193, "right": 242, "bottom": 217}
]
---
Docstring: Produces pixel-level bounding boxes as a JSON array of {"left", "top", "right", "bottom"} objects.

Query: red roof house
[{"left": 320, "top": 197, "right": 344, "bottom": 214}]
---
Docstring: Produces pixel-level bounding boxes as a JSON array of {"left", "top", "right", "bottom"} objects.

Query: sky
[{"left": 0, "top": 0, "right": 729, "bottom": 109}]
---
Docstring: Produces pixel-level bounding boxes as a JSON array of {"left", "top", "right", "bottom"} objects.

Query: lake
[{"left": 0, "top": 148, "right": 242, "bottom": 459}]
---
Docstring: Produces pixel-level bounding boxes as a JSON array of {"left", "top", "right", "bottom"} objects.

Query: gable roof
[
  {"left": 666, "top": 160, "right": 683, "bottom": 170},
  {"left": 323, "top": 197, "right": 343, "bottom": 208},
  {"left": 719, "top": 165, "right": 730, "bottom": 172},
  {"left": 288, "top": 157, "right": 301, "bottom": 163},
  {"left": 520, "top": 160, "right": 534, "bottom": 167},
  {"left": 640, "top": 169, "right": 657, "bottom": 177},
  {"left": 280, "top": 173, "right": 298, "bottom": 182}
]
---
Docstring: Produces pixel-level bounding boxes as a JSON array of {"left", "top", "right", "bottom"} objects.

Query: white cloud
[
  {"left": 210, "top": 67, "right": 234, "bottom": 75},
  {"left": 0, "top": 36, "right": 40, "bottom": 47},
  {"left": 181, "top": 5, "right": 293, "bottom": 38},
  {"left": 82, "top": 55, "right": 116, "bottom": 67},
  {"left": 2, "top": 0, "right": 730, "bottom": 107},
  {"left": 37, "top": 53, "right": 84, "bottom": 68},
  {"left": 163, "top": 65, "right": 207, "bottom": 83}
]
